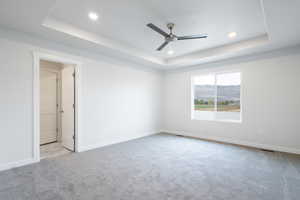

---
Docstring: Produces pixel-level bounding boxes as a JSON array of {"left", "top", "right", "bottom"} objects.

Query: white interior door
[
  {"left": 61, "top": 66, "right": 75, "bottom": 151},
  {"left": 40, "top": 70, "right": 58, "bottom": 145}
]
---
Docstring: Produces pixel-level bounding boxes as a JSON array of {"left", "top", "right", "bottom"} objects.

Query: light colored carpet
[
  {"left": 40, "top": 142, "right": 71, "bottom": 159},
  {"left": 0, "top": 133, "right": 300, "bottom": 200}
]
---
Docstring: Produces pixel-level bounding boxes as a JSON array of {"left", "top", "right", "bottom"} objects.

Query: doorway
[
  {"left": 33, "top": 52, "right": 81, "bottom": 162},
  {"left": 39, "top": 60, "right": 75, "bottom": 159}
]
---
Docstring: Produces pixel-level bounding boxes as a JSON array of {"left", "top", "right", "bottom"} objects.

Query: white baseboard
[
  {"left": 0, "top": 158, "right": 38, "bottom": 172},
  {"left": 161, "top": 130, "right": 300, "bottom": 155},
  {"left": 78, "top": 131, "right": 159, "bottom": 152}
]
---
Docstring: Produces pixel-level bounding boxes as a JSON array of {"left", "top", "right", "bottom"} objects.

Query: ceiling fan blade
[
  {"left": 177, "top": 34, "right": 208, "bottom": 40},
  {"left": 157, "top": 41, "right": 169, "bottom": 51},
  {"left": 147, "top": 23, "right": 169, "bottom": 38}
]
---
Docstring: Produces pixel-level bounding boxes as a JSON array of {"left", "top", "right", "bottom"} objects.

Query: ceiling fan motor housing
[
  {"left": 166, "top": 23, "right": 176, "bottom": 41},
  {"left": 167, "top": 23, "right": 175, "bottom": 30},
  {"left": 166, "top": 35, "right": 177, "bottom": 42}
]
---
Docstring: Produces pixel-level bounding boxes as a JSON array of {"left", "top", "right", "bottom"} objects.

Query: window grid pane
[
  {"left": 216, "top": 73, "right": 241, "bottom": 112},
  {"left": 193, "top": 74, "right": 215, "bottom": 111}
]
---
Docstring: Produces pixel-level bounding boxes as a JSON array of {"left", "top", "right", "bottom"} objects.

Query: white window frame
[{"left": 191, "top": 70, "right": 242, "bottom": 123}]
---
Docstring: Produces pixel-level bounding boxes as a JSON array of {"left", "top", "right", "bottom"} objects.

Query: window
[{"left": 192, "top": 72, "right": 241, "bottom": 122}]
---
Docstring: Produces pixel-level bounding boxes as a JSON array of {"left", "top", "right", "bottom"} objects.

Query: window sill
[
  {"left": 191, "top": 118, "right": 242, "bottom": 124},
  {"left": 192, "top": 111, "right": 242, "bottom": 124}
]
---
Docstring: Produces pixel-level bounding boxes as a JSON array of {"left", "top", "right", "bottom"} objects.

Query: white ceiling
[{"left": 0, "top": 0, "right": 300, "bottom": 69}]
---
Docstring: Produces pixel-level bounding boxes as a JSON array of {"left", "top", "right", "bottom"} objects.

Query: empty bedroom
[{"left": 0, "top": 0, "right": 299, "bottom": 199}]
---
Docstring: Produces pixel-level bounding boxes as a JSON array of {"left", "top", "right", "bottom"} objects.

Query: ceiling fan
[{"left": 147, "top": 23, "right": 208, "bottom": 51}]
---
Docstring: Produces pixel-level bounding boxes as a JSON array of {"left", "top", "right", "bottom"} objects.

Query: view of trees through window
[{"left": 193, "top": 72, "right": 240, "bottom": 112}]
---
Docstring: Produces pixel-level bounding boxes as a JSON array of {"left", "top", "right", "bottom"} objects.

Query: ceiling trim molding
[
  {"left": 0, "top": 25, "right": 163, "bottom": 73},
  {"left": 1, "top": 25, "right": 300, "bottom": 74},
  {"left": 41, "top": 18, "right": 272, "bottom": 69},
  {"left": 165, "top": 34, "right": 269, "bottom": 67},
  {"left": 165, "top": 43, "right": 300, "bottom": 73},
  {"left": 259, "top": 0, "right": 271, "bottom": 38}
]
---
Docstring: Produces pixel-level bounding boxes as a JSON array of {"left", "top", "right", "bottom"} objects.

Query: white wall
[
  {"left": 0, "top": 37, "right": 163, "bottom": 170},
  {"left": 81, "top": 60, "right": 162, "bottom": 151},
  {"left": 163, "top": 52, "right": 300, "bottom": 153}
]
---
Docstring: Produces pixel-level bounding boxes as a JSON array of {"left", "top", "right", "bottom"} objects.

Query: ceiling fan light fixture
[
  {"left": 89, "top": 12, "right": 99, "bottom": 21},
  {"left": 228, "top": 32, "right": 237, "bottom": 38}
]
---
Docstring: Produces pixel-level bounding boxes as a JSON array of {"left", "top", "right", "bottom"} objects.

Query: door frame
[{"left": 33, "top": 52, "right": 82, "bottom": 162}]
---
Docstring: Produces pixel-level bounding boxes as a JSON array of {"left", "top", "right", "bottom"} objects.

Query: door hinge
[
  {"left": 72, "top": 72, "right": 75, "bottom": 77},
  {"left": 56, "top": 128, "right": 59, "bottom": 133},
  {"left": 73, "top": 135, "right": 75, "bottom": 140}
]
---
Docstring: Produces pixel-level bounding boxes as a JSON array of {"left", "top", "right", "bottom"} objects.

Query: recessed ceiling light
[
  {"left": 89, "top": 12, "right": 99, "bottom": 21},
  {"left": 167, "top": 50, "right": 174, "bottom": 55},
  {"left": 228, "top": 32, "right": 237, "bottom": 38}
]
